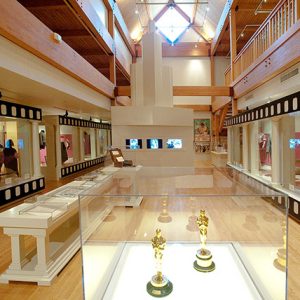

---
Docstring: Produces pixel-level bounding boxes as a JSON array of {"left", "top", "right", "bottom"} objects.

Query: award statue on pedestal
[
  {"left": 147, "top": 229, "right": 173, "bottom": 297},
  {"left": 274, "top": 221, "right": 286, "bottom": 272},
  {"left": 194, "top": 210, "right": 215, "bottom": 272}
]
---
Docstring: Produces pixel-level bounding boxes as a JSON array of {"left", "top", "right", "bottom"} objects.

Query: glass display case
[{"left": 78, "top": 168, "right": 288, "bottom": 300}]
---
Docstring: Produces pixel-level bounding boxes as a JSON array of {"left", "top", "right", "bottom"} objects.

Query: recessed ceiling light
[
  {"left": 206, "top": 6, "right": 210, "bottom": 11},
  {"left": 195, "top": 44, "right": 198, "bottom": 48},
  {"left": 241, "top": 33, "right": 244, "bottom": 37},
  {"left": 135, "top": 9, "right": 138, "bottom": 14}
]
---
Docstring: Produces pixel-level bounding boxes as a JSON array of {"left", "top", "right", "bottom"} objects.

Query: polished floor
[{"left": 0, "top": 154, "right": 299, "bottom": 299}]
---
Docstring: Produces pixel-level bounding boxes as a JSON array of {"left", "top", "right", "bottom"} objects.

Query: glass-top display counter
[{"left": 79, "top": 191, "right": 288, "bottom": 300}]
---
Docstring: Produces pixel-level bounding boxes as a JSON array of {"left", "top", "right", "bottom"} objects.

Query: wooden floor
[{"left": 0, "top": 155, "right": 299, "bottom": 299}]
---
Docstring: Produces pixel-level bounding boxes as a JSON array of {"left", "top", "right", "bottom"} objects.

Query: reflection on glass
[
  {"left": 258, "top": 120, "right": 272, "bottom": 180},
  {"left": 39, "top": 125, "right": 47, "bottom": 167}
]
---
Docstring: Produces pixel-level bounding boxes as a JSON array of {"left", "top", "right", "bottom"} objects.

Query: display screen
[
  {"left": 166, "top": 139, "right": 182, "bottom": 149},
  {"left": 126, "top": 139, "right": 142, "bottom": 149},
  {"left": 289, "top": 138, "right": 300, "bottom": 149},
  {"left": 147, "top": 139, "right": 163, "bottom": 149}
]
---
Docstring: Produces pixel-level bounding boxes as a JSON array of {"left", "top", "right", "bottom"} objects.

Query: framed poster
[{"left": 194, "top": 119, "right": 210, "bottom": 142}]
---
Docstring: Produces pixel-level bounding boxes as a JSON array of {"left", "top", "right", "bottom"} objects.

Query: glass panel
[
  {"left": 78, "top": 168, "right": 287, "bottom": 300},
  {"left": 258, "top": 120, "right": 272, "bottom": 180},
  {"left": 155, "top": 7, "right": 190, "bottom": 43}
]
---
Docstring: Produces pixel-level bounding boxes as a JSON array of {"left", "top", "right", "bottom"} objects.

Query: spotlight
[
  {"left": 64, "top": 110, "right": 68, "bottom": 117},
  {"left": 0, "top": 91, "right": 2, "bottom": 98},
  {"left": 241, "top": 32, "right": 244, "bottom": 37},
  {"left": 195, "top": 44, "right": 198, "bottom": 48},
  {"left": 135, "top": 8, "right": 138, "bottom": 14},
  {"left": 206, "top": 6, "right": 210, "bottom": 11},
  {"left": 89, "top": 116, "right": 92, "bottom": 121}
]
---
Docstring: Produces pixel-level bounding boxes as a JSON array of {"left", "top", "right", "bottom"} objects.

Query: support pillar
[
  {"left": 271, "top": 118, "right": 281, "bottom": 184},
  {"left": 242, "top": 124, "right": 249, "bottom": 171},
  {"left": 31, "top": 121, "right": 42, "bottom": 177},
  {"left": 227, "top": 127, "right": 233, "bottom": 164},
  {"left": 8, "top": 234, "right": 26, "bottom": 271},
  {"left": 35, "top": 233, "right": 50, "bottom": 272},
  {"left": 250, "top": 122, "right": 259, "bottom": 175}
]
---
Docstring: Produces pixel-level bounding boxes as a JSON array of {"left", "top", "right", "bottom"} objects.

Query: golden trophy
[
  {"left": 194, "top": 210, "right": 215, "bottom": 272},
  {"left": 274, "top": 221, "right": 286, "bottom": 272},
  {"left": 147, "top": 229, "right": 173, "bottom": 297}
]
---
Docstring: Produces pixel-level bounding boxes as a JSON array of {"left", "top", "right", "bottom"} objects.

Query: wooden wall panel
[{"left": 0, "top": 0, "right": 114, "bottom": 98}]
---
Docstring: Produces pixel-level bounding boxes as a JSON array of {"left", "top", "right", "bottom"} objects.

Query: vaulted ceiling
[{"left": 117, "top": 0, "right": 280, "bottom": 56}]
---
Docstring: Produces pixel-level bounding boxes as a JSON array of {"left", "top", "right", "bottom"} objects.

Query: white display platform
[
  {"left": 0, "top": 165, "right": 146, "bottom": 285},
  {"left": 82, "top": 242, "right": 284, "bottom": 300}
]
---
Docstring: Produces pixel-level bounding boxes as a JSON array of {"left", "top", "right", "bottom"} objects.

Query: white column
[
  {"left": 227, "top": 127, "right": 233, "bottom": 164},
  {"left": 250, "top": 122, "right": 259, "bottom": 175},
  {"left": 242, "top": 124, "right": 249, "bottom": 171},
  {"left": 8, "top": 234, "right": 26, "bottom": 271},
  {"left": 31, "top": 121, "right": 42, "bottom": 177},
  {"left": 35, "top": 233, "right": 50, "bottom": 272},
  {"left": 272, "top": 118, "right": 281, "bottom": 185}
]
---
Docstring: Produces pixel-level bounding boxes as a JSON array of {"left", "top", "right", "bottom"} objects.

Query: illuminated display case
[{"left": 79, "top": 167, "right": 288, "bottom": 300}]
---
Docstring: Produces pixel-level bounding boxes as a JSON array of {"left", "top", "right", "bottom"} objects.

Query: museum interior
[{"left": 0, "top": 0, "right": 299, "bottom": 299}]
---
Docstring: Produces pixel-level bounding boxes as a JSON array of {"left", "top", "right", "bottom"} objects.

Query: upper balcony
[
  {"left": 0, "top": 0, "right": 134, "bottom": 99},
  {"left": 225, "top": 0, "right": 300, "bottom": 98}
]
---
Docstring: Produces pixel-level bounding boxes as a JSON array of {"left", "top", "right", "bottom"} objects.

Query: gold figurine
[
  {"left": 274, "top": 221, "right": 287, "bottom": 272},
  {"left": 194, "top": 210, "right": 215, "bottom": 272},
  {"left": 147, "top": 229, "right": 173, "bottom": 297}
]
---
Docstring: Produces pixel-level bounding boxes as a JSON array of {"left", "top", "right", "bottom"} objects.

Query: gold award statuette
[
  {"left": 147, "top": 229, "right": 173, "bottom": 297},
  {"left": 274, "top": 221, "right": 287, "bottom": 272},
  {"left": 194, "top": 210, "right": 215, "bottom": 272}
]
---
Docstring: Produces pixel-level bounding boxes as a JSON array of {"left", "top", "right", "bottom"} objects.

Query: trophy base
[
  {"left": 147, "top": 275, "right": 173, "bottom": 298},
  {"left": 194, "top": 248, "right": 215, "bottom": 272},
  {"left": 273, "top": 248, "right": 286, "bottom": 272}
]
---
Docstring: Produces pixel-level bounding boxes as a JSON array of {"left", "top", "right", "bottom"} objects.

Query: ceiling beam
[
  {"left": 18, "top": 0, "right": 65, "bottom": 9},
  {"left": 135, "top": 42, "right": 210, "bottom": 57},
  {"left": 115, "top": 86, "right": 233, "bottom": 97},
  {"left": 55, "top": 29, "right": 90, "bottom": 38},
  {"left": 153, "top": 4, "right": 169, "bottom": 22},
  {"left": 211, "top": 0, "right": 239, "bottom": 56},
  {"left": 174, "top": 104, "right": 211, "bottom": 111},
  {"left": 174, "top": 4, "right": 191, "bottom": 24}
]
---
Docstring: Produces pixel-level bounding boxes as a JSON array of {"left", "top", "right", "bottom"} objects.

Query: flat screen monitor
[
  {"left": 125, "top": 139, "right": 142, "bottom": 149},
  {"left": 166, "top": 139, "right": 182, "bottom": 149},
  {"left": 147, "top": 139, "right": 163, "bottom": 149},
  {"left": 289, "top": 138, "right": 300, "bottom": 149}
]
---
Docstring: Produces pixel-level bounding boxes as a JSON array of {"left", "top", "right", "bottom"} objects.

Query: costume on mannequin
[{"left": 259, "top": 133, "right": 272, "bottom": 166}]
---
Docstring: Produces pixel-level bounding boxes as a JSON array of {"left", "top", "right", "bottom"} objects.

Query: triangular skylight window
[{"left": 155, "top": 6, "right": 190, "bottom": 44}]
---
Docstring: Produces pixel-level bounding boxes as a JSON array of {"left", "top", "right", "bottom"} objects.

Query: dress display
[{"left": 259, "top": 133, "right": 271, "bottom": 165}]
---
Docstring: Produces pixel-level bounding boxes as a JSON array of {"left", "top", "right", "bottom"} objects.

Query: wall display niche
[
  {"left": 58, "top": 115, "right": 111, "bottom": 178},
  {"left": 0, "top": 100, "right": 44, "bottom": 207}
]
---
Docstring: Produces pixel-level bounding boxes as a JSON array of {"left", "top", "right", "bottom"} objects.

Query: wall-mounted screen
[
  {"left": 126, "top": 139, "right": 142, "bottom": 149},
  {"left": 289, "top": 138, "right": 300, "bottom": 149},
  {"left": 166, "top": 139, "right": 182, "bottom": 149},
  {"left": 147, "top": 139, "right": 163, "bottom": 149}
]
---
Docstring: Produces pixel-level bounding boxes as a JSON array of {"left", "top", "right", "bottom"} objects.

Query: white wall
[
  {"left": 163, "top": 57, "right": 211, "bottom": 105},
  {"left": 214, "top": 56, "right": 230, "bottom": 85}
]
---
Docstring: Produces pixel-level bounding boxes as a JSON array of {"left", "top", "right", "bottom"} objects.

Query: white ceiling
[{"left": 117, "top": 0, "right": 227, "bottom": 43}]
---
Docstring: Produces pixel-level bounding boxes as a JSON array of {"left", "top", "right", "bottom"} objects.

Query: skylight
[{"left": 155, "top": 7, "right": 190, "bottom": 44}]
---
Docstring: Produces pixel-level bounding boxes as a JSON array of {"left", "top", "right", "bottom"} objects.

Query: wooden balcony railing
[{"left": 227, "top": 0, "right": 299, "bottom": 83}]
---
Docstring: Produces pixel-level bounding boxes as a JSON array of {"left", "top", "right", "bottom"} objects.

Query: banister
[{"left": 233, "top": 0, "right": 288, "bottom": 63}]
